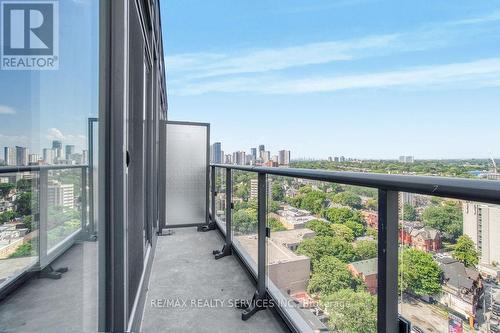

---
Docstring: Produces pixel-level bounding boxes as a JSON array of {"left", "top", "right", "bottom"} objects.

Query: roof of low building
[{"left": 348, "top": 258, "right": 378, "bottom": 276}]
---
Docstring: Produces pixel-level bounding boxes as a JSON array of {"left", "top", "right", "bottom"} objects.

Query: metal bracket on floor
[
  {"left": 158, "top": 229, "right": 174, "bottom": 236},
  {"left": 38, "top": 265, "right": 69, "bottom": 280},
  {"left": 239, "top": 290, "right": 268, "bottom": 321},
  {"left": 197, "top": 221, "right": 216, "bottom": 232},
  {"left": 212, "top": 243, "right": 232, "bottom": 260}
]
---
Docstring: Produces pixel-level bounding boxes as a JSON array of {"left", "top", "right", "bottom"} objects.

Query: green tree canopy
[
  {"left": 365, "top": 198, "right": 378, "bottom": 211},
  {"left": 321, "top": 289, "right": 377, "bottom": 333},
  {"left": 305, "top": 219, "right": 333, "bottom": 237},
  {"left": 453, "top": 235, "right": 479, "bottom": 267},
  {"left": 354, "top": 240, "right": 378, "bottom": 260},
  {"left": 330, "top": 223, "right": 355, "bottom": 242},
  {"left": 296, "top": 236, "right": 356, "bottom": 265},
  {"left": 232, "top": 208, "right": 257, "bottom": 234},
  {"left": 323, "top": 207, "right": 366, "bottom": 237},
  {"left": 399, "top": 248, "right": 442, "bottom": 296},
  {"left": 422, "top": 201, "right": 462, "bottom": 241},
  {"left": 271, "top": 182, "right": 284, "bottom": 202},
  {"left": 15, "top": 192, "right": 32, "bottom": 216},
  {"left": 0, "top": 183, "right": 15, "bottom": 198},
  {"left": 0, "top": 210, "right": 18, "bottom": 224},
  {"left": 268, "top": 217, "right": 286, "bottom": 232},
  {"left": 402, "top": 203, "right": 417, "bottom": 221},
  {"left": 308, "top": 256, "right": 360, "bottom": 295},
  {"left": 332, "top": 192, "right": 362, "bottom": 209},
  {"left": 299, "top": 190, "right": 327, "bottom": 214}
]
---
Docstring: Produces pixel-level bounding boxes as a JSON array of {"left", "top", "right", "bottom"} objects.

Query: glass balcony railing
[
  {"left": 209, "top": 163, "right": 500, "bottom": 333},
  {"left": 0, "top": 164, "right": 90, "bottom": 295}
]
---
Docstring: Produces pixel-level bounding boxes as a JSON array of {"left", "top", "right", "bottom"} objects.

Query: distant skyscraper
[
  {"left": 65, "top": 145, "right": 75, "bottom": 160},
  {"left": 15, "top": 146, "right": 29, "bottom": 166},
  {"left": 82, "top": 150, "right": 88, "bottom": 165},
  {"left": 28, "top": 154, "right": 40, "bottom": 165},
  {"left": 259, "top": 145, "right": 265, "bottom": 153},
  {"left": 43, "top": 148, "right": 55, "bottom": 164},
  {"left": 3, "top": 147, "right": 16, "bottom": 166},
  {"left": 251, "top": 148, "right": 257, "bottom": 161},
  {"left": 211, "top": 142, "right": 222, "bottom": 164},
  {"left": 47, "top": 181, "right": 75, "bottom": 209},
  {"left": 278, "top": 150, "right": 291, "bottom": 165},
  {"left": 52, "top": 140, "right": 62, "bottom": 160}
]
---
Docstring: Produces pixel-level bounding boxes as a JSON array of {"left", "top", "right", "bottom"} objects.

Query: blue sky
[{"left": 161, "top": 0, "right": 500, "bottom": 159}]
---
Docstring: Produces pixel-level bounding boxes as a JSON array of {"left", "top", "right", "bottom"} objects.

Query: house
[
  {"left": 436, "top": 257, "right": 484, "bottom": 324},
  {"left": 399, "top": 221, "right": 441, "bottom": 252},
  {"left": 347, "top": 258, "right": 378, "bottom": 294}
]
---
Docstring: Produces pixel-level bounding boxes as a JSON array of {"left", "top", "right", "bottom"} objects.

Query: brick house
[{"left": 347, "top": 258, "right": 378, "bottom": 295}]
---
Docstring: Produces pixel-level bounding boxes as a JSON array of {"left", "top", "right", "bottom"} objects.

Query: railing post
[
  {"left": 81, "top": 166, "right": 88, "bottom": 234},
  {"left": 213, "top": 167, "right": 232, "bottom": 259},
  {"left": 38, "top": 169, "right": 49, "bottom": 269},
  {"left": 211, "top": 165, "right": 216, "bottom": 222},
  {"left": 377, "top": 189, "right": 399, "bottom": 333},
  {"left": 225, "top": 168, "right": 232, "bottom": 247},
  {"left": 241, "top": 172, "right": 267, "bottom": 320}
]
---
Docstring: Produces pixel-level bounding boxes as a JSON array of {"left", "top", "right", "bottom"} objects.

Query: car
[{"left": 411, "top": 326, "right": 425, "bottom": 333}]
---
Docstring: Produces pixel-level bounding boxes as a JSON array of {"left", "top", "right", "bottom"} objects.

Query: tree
[
  {"left": 16, "top": 178, "right": 32, "bottom": 191},
  {"left": 300, "top": 190, "right": 327, "bottom": 214},
  {"left": 321, "top": 289, "right": 377, "bottom": 333},
  {"left": 9, "top": 242, "right": 33, "bottom": 258},
  {"left": 399, "top": 248, "right": 442, "bottom": 296},
  {"left": 354, "top": 240, "right": 378, "bottom": 260},
  {"left": 268, "top": 200, "right": 281, "bottom": 213},
  {"left": 271, "top": 182, "right": 284, "bottom": 202},
  {"left": 268, "top": 217, "right": 286, "bottom": 232},
  {"left": 0, "top": 183, "right": 15, "bottom": 198},
  {"left": 232, "top": 208, "right": 257, "bottom": 234},
  {"left": 422, "top": 201, "right": 462, "bottom": 241},
  {"left": 297, "top": 236, "right": 356, "bottom": 264},
  {"left": 0, "top": 210, "right": 18, "bottom": 224},
  {"left": 402, "top": 203, "right": 417, "bottom": 221},
  {"left": 234, "top": 183, "right": 249, "bottom": 201},
  {"left": 453, "top": 235, "right": 479, "bottom": 267},
  {"left": 308, "top": 256, "right": 360, "bottom": 295},
  {"left": 15, "top": 192, "right": 32, "bottom": 216},
  {"left": 323, "top": 207, "right": 366, "bottom": 237},
  {"left": 330, "top": 224, "right": 355, "bottom": 242},
  {"left": 332, "top": 192, "right": 362, "bottom": 209},
  {"left": 305, "top": 219, "right": 333, "bottom": 237}
]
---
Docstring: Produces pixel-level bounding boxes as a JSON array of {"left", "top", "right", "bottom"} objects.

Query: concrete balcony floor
[{"left": 141, "top": 227, "right": 287, "bottom": 333}]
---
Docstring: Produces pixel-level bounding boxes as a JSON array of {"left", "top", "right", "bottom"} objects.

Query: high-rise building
[
  {"left": 3, "top": 147, "right": 16, "bottom": 166},
  {"left": 251, "top": 148, "right": 257, "bottom": 161},
  {"left": 258, "top": 145, "right": 265, "bottom": 154},
  {"left": 47, "top": 181, "right": 75, "bottom": 209},
  {"left": 65, "top": 145, "right": 75, "bottom": 160},
  {"left": 28, "top": 154, "right": 41, "bottom": 165},
  {"left": 463, "top": 202, "right": 500, "bottom": 268},
  {"left": 82, "top": 150, "right": 89, "bottom": 165},
  {"left": 278, "top": 150, "right": 291, "bottom": 165},
  {"left": 16, "top": 146, "right": 29, "bottom": 166},
  {"left": 260, "top": 150, "right": 271, "bottom": 162},
  {"left": 43, "top": 148, "right": 55, "bottom": 164},
  {"left": 210, "top": 142, "right": 222, "bottom": 164},
  {"left": 52, "top": 140, "right": 63, "bottom": 160},
  {"left": 272, "top": 155, "right": 278, "bottom": 163},
  {"left": 224, "top": 154, "right": 232, "bottom": 164},
  {"left": 250, "top": 178, "right": 272, "bottom": 200}
]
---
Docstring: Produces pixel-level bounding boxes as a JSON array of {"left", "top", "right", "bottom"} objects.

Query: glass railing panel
[
  {"left": 266, "top": 175, "right": 379, "bottom": 332},
  {"left": 46, "top": 168, "right": 83, "bottom": 253},
  {"left": 0, "top": 171, "right": 40, "bottom": 287},
  {"left": 231, "top": 170, "right": 258, "bottom": 271},
  {"left": 398, "top": 193, "right": 499, "bottom": 333}
]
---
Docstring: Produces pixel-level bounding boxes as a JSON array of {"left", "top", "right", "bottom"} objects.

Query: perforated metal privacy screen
[{"left": 166, "top": 122, "right": 209, "bottom": 226}]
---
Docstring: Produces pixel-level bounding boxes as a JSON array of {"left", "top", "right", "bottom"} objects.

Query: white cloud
[
  {"left": 174, "top": 58, "right": 500, "bottom": 95},
  {"left": 165, "top": 11, "right": 500, "bottom": 81},
  {"left": 46, "top": 128, "right": 86, "bottom": 145},
  {"left": 0, "top": 105, "right": 16, "bottom": 115}
]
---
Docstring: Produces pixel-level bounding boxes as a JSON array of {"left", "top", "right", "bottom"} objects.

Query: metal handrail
[
  {"left": 211, "top": 163, "right": 500, "bottom": 204},
  {"left": 0, "top": 164, "right": 88, "bottom": 174}
]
